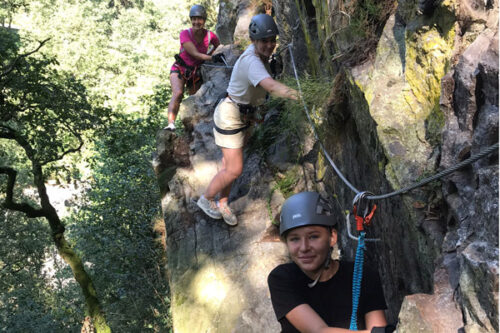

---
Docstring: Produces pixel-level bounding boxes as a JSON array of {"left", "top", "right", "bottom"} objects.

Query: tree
[
  {"left": 72, "top": 106, "right": 172, "bottom": 331},
  {"left": 0, "top": 28, "right": 112, "bottom": 332},
  {"left": 0, "top": 0, "right": 28, "bottom": 27}
]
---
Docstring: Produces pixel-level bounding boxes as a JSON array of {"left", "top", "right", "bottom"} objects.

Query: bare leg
[
  {"left": 167, "top": 73, "right": 185, "bottom": 125},
  {"left": 205, "top": 147, "right": 244, "bottom": 202},
  {"left": 218, "top": 156, "right": 231, "bottom": 205}
]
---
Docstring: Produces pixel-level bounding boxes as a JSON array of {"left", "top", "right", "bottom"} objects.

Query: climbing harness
[
  {"left": 174, "top": 28, "right": 217, "bottom": 91},
  {"left": 173, "top": 54, "right": 202, "bottom": 94},
  {"left": 213, "top": 123, "right": 249, "bottom": 135},
  {"left": 226, "top": 94, "right": 257, "bottom": 115},
  {"left": 213, "top": 95, "right": 257, "bottom": 135}
]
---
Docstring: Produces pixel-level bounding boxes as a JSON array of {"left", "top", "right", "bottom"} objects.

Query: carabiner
[
  {"left": 352, "top": 191, "right": 377, "bottom": 231},
  {"left": 346, "top": 211, "right": 380, "bottom": 242},
  {"left": 348, "top": 191, "right": 380, "bottom": 242}
]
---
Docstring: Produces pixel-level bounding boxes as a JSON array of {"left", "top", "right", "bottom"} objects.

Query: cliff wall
[{"left": 154, "top": 0, "right": 498, "bottom": 331}]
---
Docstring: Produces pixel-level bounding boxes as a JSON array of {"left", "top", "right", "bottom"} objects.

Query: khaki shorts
[{"left": 213, "top": 97, "right": 252, "bottom": 149}]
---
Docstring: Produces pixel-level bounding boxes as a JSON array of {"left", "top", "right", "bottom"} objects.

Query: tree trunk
[
  {"left": 1, "top": 162, "right": 111, "bottom": 332},
  {"left": 33, "top": 165, "right": 112, "bottom": 333},
  {"left": 54, "top": 232, "right": 111, "bottom": 333}
]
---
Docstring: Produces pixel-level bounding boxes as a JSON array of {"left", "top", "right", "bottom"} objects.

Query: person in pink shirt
[{"left": 165, "top": 4, "right": 225, "bottom": 131}]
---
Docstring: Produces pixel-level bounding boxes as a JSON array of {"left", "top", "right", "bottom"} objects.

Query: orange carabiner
[{"left": 353, "top": 203, "right": 377, "bottom": 231}]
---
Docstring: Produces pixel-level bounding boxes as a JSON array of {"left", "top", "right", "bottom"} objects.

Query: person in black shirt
[{"left": 268, "top": 192, "right": 393, "bottom": 333}]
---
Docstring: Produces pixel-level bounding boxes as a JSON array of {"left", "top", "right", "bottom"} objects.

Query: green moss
[
  {"left": 425, "top": 102, "right": 445, "bottom": 146},
  {"left": 233, "top": 37, "right": 250, "bottom": 52},
  {"left": 311, "top": 0, "right": 333, "bottom": 75},
  {"left": 378, "top": 161, "right": 384, "bottom": 173},
  {"left": 267, "top": 187, "right": 279, "bottom": 226},
  {"left": 294, "top": 0, "right": 320, "bottom": 77}
]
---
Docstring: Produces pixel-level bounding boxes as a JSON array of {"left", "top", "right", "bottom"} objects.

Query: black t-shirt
[{"left": 267, "top": 260, "right": 387, "bottom": 333}]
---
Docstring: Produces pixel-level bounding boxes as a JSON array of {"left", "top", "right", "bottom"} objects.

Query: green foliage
[
  {"left": 1, "top": 22, "right": 113, "bottom": 332},
  {"left": 274, "top": 167, "right": 300, "bottom": 199},
  {"left": 1, "top": 29, "right": 111, "bottom": 166},
  {"left": 247, "top": 86, "right": 304, "bottom": 157},
  {"left": 1, "top": 0, "right": 223, "bottom": 330},
  {"left": 248, "top": 76, "right": 333, "bottom": 158},
  {"left": 0, "top": 0, "right": 28, "bottom": 26},
  {"left": 348, "top": 0, "right": 386, "bottom": 39},
  {"left": 68, "top": 96, "right": 171, "bottom": 331},
  {"left": 0, "top": 211, "right": 84, "bottom": 332},
  {"left": 15, "top": 0, "right": 173, "bottom": 116}
]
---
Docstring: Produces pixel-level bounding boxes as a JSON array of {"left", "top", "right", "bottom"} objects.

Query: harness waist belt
[
  {"left": 226, "top": 94, "right": 256, "bottom": 115},
  {"left": 174, "top": 54, "right": 194, "bottom": 71},
  {"left": 214, "top": 123, "right": 249, "bottom": 135}
]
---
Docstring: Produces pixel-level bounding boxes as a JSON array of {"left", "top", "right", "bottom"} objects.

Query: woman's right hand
[
  {"left": 211, "top": 53, "right": 226, "bottom": 63},
  {"left": 258, "top": 77, "right": 299, "bottom": 101}
]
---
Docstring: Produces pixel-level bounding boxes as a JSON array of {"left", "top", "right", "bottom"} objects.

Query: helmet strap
[
  {"left": 307, "top": 268, "right": 323, "bottom": 288},
  {"left": 307, "top": 246, "right": 334, "bottom": 288},
  {"left": 324, "top": 246, "right": 333, "bottom": 269}
]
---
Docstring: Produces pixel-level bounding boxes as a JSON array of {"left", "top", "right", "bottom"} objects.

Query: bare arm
[
  {"left": 364, "top": 310, "right": 387, "bottom": 331},
  {"left": 258, "top": 77, "right": 298, "bottom": 100},
  {"left": 285, "top": 304, "right": 371, "bottom": 333},
  {"left": 212, "top": 38, "right": 220, "bottom": 52},
  {"left": 182, "top": 41, "right": 212, "bottom": 61}
]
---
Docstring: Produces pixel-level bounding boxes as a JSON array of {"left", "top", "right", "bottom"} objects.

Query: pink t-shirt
[{"left": 178, "top": 28, "right": 220, "bottom": 68}]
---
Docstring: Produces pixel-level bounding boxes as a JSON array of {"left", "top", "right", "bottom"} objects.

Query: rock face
[
  {"left": 397, "top": 268, "right": 463, "bottom": 333},
  {"left": 153, "top": 45, "right": 290, "bottom": 332},
  {"left": 155, "top": 0, "right": 498, "bottom": 331},
  {"left": 294, "top": 0, "right": 498, "bottom": 330},
  {"left": 216, "top": 0, "right": 256, "bottom": 45}
]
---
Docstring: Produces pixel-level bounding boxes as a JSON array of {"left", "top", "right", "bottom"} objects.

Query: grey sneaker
[
  {"left": 218, "top": 202, "right": 238, "bottom": 226},
  {"left": 197, "top": 195, "right": 222, "bottom": 219}
]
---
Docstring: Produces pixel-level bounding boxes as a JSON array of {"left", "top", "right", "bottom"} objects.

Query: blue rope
[{"left": 350, "top": 231, "right": 366, "bottom": 330}]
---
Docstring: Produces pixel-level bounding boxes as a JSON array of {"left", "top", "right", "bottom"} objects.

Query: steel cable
[{"left": 287, "top": 43, "right": 499, "bottom": 201}]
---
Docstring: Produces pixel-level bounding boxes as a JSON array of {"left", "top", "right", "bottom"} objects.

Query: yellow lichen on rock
[
  {"left": 316, "top": 150, "right": 327, "bottom": 182},
  {"left": 404, "top": 24, "right": 455, "bottom": 119},
  {"left": 348, "top": 6, "right": 457, "bottom": 189}
]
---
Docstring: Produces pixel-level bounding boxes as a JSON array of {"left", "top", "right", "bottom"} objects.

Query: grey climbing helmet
[
  {"left": 189, "top": 4, "right": 207, "bottom": 19},
  {"left": 249, "top": 14, "right": 279, "bottom": 40},
  {"left": 280, "top": 192, "right": 336, "bottom": 236}
]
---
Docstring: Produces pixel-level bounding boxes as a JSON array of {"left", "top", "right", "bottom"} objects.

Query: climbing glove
[
  {"left": 371, "top": 325, "right": 396, "bottom": 333},
  {"left": 211, "top": 53, "right": 226, "bottom": 63}
]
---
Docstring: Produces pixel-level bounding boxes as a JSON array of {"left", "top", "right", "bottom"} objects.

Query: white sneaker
[
  {"left": 197, "top": 195, "right": 222, "bottom": 219},
  {"left": 218, "top": 201, "right": 238, "bottom": 226},
  {"left": 164, "top": 123, "right": 176, "bottom": 131}
]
